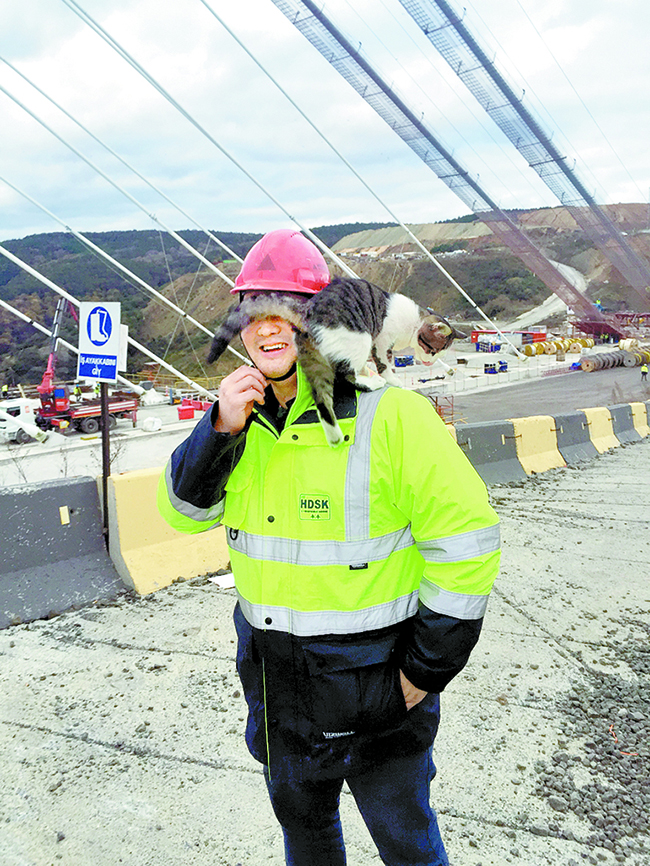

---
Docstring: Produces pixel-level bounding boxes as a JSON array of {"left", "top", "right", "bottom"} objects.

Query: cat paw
[
  {"left": 356, "top": 374, "right": 386, "bottom": 391},
  {"left": 382, "top": 373, "right": 402, "bottom": 388}
]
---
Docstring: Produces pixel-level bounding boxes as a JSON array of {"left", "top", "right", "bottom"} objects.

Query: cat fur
[
  {"left": 207, "top": 278, "right": 464, "bottom": 446},
  {"left": 206, "top": 293, "right": 307, "bottom": 364}
]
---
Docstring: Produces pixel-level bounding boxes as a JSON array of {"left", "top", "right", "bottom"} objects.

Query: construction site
[
  {"left": 1, "top": 337, "right": 649, "bottom": 866},
  {"left": 1, "top": 382, "right": 649, "bottom": 866},
  {"left": 2, "top": 1, "right": 650, "bottom": 865}
]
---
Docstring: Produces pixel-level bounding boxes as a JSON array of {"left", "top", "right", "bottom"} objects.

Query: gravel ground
[{"left": 1, "top": 439, "right": 648, "bottom": 865}]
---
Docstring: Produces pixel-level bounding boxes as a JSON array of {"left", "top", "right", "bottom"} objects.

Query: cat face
[{"left": 412, "top": 313, "right": 465, "bottom": 365}]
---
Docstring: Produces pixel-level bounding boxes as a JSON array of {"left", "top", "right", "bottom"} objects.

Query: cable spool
[
  {"left": 535, "top": 342, "right": 547, "bottom": 355},
  {"left": 581, "top": 358, "right": 597, "bottom": 372},
  {"left": 622, "top": 351, "right": 638, "bottom": 367},
  {"left": 596, "top": 353, "right": 617, "bottom": 370},
  {"left": 544, "top": 342, "right": 557, "bottom": 354},
  {"left": 523, "top": 343, "right": 536, "bottom": 356},
  {"left": 569, "top": 342, "right": 583, "bottom": 353}
]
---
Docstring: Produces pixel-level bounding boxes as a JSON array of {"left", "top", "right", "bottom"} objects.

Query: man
[
  {"left": 159, "top": 229, "right": 500, "bottom": 866},
  {"left": 641, "top": 362, "right": 648, "bottom": 382}
]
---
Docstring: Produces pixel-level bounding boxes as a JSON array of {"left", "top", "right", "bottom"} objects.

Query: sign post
[{"left": 77, "top": 302, "right": 122, "bottom": 549}]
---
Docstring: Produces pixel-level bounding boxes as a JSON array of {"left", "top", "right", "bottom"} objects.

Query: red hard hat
[{"left": 232, "top": 229, "right": 330, "bottom": 295}]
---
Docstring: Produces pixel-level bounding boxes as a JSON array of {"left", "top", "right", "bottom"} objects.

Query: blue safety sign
[
  {"left": 77, "top": 353, "right": 118, "bottom": 380},
  {"left": 87, "top": 306, "right": 113, "bottom": 346},
  {"left": 77, "top": 302, "right": 121, "bottom": 384}
]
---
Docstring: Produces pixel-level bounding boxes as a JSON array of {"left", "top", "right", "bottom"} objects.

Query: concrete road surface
[
  {"left": 1, "top": 435, "right": 648, "bottom": 866},
  {"left": 454, "top": 364, "right": 650, "bottom": 423}
]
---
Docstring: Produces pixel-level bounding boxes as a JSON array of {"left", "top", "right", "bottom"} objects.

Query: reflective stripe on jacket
[
  {"left": 159, "top": 367, "right": 499, "bottom": 636},
  {"left": 158, "top": 367, "right": 500, "bottom": 771}
]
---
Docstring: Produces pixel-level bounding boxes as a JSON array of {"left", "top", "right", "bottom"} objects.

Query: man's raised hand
[{"left": 214, "top": 366, "right": 267, "bottom": 435}]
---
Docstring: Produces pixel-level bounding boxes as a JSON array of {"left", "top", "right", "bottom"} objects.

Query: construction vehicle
[
  {"left": 34, "top": 388, "right": 138, "bottom": 435},
  {"left": 0, "top": 399, "right": 48, "bottom": 444},
  {"left": 1, "top": 299, "right": 138, "bottom": 442}
]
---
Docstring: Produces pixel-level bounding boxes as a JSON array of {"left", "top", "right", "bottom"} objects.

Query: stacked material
[
  {"left": 581, "top": 345, "right": 650, "bottom": 372},
  {"left": 523, "top": 338, "right": 594, "bottom": 357}
]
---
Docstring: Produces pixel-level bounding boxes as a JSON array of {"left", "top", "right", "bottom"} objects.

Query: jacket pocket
[
  {"left": 302, "top": 635, "right": 407, "bottom": 737},
  {"left": 223, "top": 457, "right": 256, "bottom": 530}
]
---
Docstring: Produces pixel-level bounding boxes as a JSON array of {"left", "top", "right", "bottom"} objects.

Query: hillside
[
  {"left": 0, "top": 222, "right": 394, "bottom": 384},
  {"left": 2, "top": 207, "right": 650, "bottom": 384}
]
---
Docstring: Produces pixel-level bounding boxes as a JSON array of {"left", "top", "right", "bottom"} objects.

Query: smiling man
[
  {"left": 214, "top": 313, "right": 299, "bottom": 436},
  {"left": 159, "top": 229, "right": 500, "bottom": 866}
]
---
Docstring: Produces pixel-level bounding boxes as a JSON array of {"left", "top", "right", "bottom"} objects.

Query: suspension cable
[
  {"left": 0, "top": 54, "right": 244, "bottom": 264},
  {"left": 0, "top": 174, "right": 249, "bottom": 364},
  {"left": 0, "top": 82, "right": 235, "bottom": 289},
  {"left": 58, "top": 0, "right": 359, "bottom": 281},
  {"left": 0, "top": 243, "right": 218, "bottom": 400},
  {"left": 200, "top": 0, "right": 522, "bottom": 348}
]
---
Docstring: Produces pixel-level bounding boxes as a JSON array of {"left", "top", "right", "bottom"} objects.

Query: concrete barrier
[
  {"left": 455, "top": 421, "right": 527, "bottom": 484},
  {"left": 509, "top": 415, "right": 566, "bottom": 475},
  {"left": 552, "top": 411, "right": 599, "bottom": 465},
  {"left": 107, "top": 467, "right": 230, "bottom": 595},
  {"left": 580, "top": 407, "right": 620, "bottom": 454},
  {"left": 0, "top": 476, "right": 123, "bottom": 629},
  {"left": 630, "top": 402, "right": 650, "bottom": 437},
  {"left": 608, "top": 403, "right": 642, "bottom": 444}
]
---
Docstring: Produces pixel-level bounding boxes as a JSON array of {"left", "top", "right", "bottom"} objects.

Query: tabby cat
[{"left": 207, "top": 277, "right": 464, "bottom": 446}]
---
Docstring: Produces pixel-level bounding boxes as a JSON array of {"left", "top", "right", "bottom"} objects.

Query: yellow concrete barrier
[
  {"left": 508, "top": 415, "right": 566, "bottom": 475},
  {"left": 580, "top": 407, "right": 620, "bottom": 453},
  {"left": 107, "top": 467, "right": 229, "bottom": 595},
  {"left": 630, "top": 402, "right": 650, "bottom": 438}
]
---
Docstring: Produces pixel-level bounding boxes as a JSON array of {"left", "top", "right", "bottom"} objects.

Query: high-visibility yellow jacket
[{"left": 159, "top": 368, "right": 500, "bottom": 772}]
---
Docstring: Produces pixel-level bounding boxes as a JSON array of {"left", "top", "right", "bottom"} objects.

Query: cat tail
[
  {"left": 294, "top": 331, "right": 344, "bottom": 447},
  {"left": 206, "top": 303, "right": 248, "bottom": 363}
]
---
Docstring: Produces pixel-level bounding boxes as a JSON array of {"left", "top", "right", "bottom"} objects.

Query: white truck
[{"left": 0, "top": 398, "right": 49, "bottom": 444}]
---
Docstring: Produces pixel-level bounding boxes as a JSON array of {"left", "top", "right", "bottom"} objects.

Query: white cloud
[{"left": 0, "top": 0, "right": 648, "bottom": 244}]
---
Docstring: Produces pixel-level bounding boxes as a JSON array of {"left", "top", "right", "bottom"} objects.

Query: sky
[{"left": 0, "top": 0, "right": 649, "bottom": 243}]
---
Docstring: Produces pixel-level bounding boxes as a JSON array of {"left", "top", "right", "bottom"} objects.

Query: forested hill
[
  {"left": 0, "top": 222, "right": 396, "bottom": 384},
  {"left": 0, "top": 222, "right": 398, "bottom": 304},
  {"left": 2, "top": 208, "right": 647, "bottom": 385}
]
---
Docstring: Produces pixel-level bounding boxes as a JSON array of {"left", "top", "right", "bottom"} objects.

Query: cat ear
[
  {"left": 425, "top": 309, "right": 466, "bottom": 340},
  {"left": 417, "top": 318, "right": 465, "bottom": 355}
]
